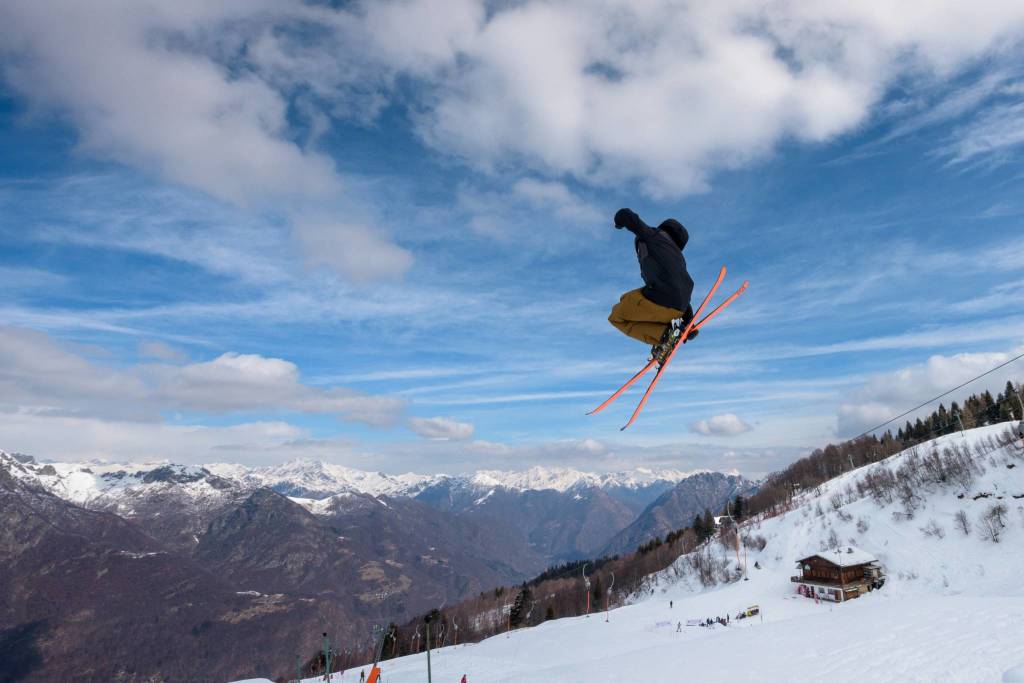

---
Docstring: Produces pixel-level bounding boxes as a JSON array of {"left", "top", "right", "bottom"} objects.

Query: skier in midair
[{"left": 609, "top": 208, "right": 697, "bottom": 364}]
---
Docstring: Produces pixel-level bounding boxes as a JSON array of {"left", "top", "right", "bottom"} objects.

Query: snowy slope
[{"left": 295, "top": 424, "right": 1024, "bottom": 683}]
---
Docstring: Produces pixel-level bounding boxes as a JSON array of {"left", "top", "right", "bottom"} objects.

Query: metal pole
[
  {"left": 322, "top": 633, "right": 331, "bottom": 682},
  {"left": 1016, "top": 389, "right": 1024, "bottom": 420},
  {"left": 296, "top": 654, "right": 301, "bottom": 683},
  {"left": 425, "top": 621, "right": 432, "bottom": 683},
  {"left": 605, "top": 571, "right": 615, "bottom": 622},
  {"left": 956, "top": 412, "right": 966, "bottom": 438}
]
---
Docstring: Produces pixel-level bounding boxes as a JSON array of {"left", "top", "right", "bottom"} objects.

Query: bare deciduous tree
[
  {"left": 919, "top": 518, "right": 945, "bottom": 539},
  {"left": 953, "top": 510, "right": 970, "bottom": 536}
]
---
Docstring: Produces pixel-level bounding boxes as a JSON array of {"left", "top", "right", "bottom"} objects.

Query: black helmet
[{"left": 658, "top": 218, "right": 688, "bottom": 250}]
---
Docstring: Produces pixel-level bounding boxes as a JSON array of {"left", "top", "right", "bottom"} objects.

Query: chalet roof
[{"left": 798, "top": 546, "right": 877, "bottom": 568}]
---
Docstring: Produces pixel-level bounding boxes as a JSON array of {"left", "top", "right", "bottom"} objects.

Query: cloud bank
[
  {"left": 690, "top": 413, "right": 754, "bottom": 437},
  {"left": 409, "top": 416, "right": 476, "bottom": 441},
  {"left": 837, "top": 347, "right": 1024, "bottom": 436},
  {"left": 0, "top": 326, "right": 404, "bottom": 426}
]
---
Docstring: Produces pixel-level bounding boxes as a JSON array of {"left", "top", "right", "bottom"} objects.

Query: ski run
[{"left": 262, "top": 423, "right": 1024, "bottom": 683}]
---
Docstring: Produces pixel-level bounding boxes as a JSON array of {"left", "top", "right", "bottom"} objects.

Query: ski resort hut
[{"left": 791, "top": 546, "right": 884, "bottom": 603}]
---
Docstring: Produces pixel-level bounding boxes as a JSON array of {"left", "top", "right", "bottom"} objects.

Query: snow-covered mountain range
[
  {"left": 1, "top": 452, "right": 706, "bottom": 510},
  {"left": 206, "top": 459, "right": 703, "bottom": 499},
  {"left": 0, "top": 450, "right": 748, "bottom": 558}
]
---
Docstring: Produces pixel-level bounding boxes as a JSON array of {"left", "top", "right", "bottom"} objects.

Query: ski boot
[{"left": 649, "top": 319, "right": 698, "bottom": 366}]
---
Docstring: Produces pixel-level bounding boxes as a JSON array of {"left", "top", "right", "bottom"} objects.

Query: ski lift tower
[{"left": 582, "top": 561, "right": 592, "bottom": 616}]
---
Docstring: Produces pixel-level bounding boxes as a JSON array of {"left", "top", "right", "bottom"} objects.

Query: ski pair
[{"left": 589, "top": 266, "right": 749, "bottom": 430}]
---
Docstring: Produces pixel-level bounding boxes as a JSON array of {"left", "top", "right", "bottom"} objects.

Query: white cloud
[
  {"left": 455, "top": 178, "right": 603, "bottom": 243},
  {"left": 138, "top": 340, "right": 188, "bottom": 362},
  {"left": 409, "top": 416, "right": 475, "bottom": 441},
  {"left": 511, "top": 179, "right": 603, "bottom": 225},
  {"left": 0, "top": 326, "right": 405, "bottom": 427},
  {"left": 43, "top": 0, "right": 1016, "bottom": 202},
  {"left": 690, "top": 413, "right": 753, "bottom": 437},
  {"left": 0, "top": 411, "right": 336, "bottom": 466},
  {"left": 940, "top": 101, "right": 1024, "bottom": 166},
  {"left": 837, "top": 347, "right": 1024, "bottom": 436},
  {"left": 292, "top": 213, "right": 413, "bottom": 283},
  {"left": 0, "top": 0, "right": 410, "bottom": 282},
  {"left": 386, "top": 1, "right": 1024, "bottom": 195},
  {"left": 0, "top": 1, "right": 335, "bottom": 205}
]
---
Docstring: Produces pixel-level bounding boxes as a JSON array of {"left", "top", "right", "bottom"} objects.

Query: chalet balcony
[{"left": 790, "top": 575, "right": 858, "bottom": 587}]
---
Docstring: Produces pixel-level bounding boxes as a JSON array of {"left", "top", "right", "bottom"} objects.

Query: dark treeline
[{"left": 747, "top": 379, "right": 1023, "bottom": 519}]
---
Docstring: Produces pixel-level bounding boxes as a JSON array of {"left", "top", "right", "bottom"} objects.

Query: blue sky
[{"left": 1, "top": 1, "right": 1023, "bottom": 475}]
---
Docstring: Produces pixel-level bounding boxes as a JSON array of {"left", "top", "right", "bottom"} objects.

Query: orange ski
[
  {"left": 589, "top": 266, "right": 726, "bottom": 417},
  {"left": 620, "top": 276, "right": 748, "bottom": 430}
]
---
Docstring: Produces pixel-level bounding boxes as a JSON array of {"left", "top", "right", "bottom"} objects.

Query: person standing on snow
[{"left": 609, "top": 208, "right": 697, "bottom": 364}]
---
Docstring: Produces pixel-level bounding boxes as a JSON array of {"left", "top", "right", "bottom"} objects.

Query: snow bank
[{"left": 1005, "top": 664, "right": 1024, "bottom": 683}]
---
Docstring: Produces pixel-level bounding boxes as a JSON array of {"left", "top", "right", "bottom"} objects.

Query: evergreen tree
[
  {"left": 509, "top": 585, "right": 532, "bottom": 627},
  {"left": 545, "top": 605, "right": 555, "bottom": 621},
  {"left": 1006, "top": 381, "right": 1021, "bottom": 419},
  {"left": 982, "top": 390, "right": 997, "bottom": 424},
  {"left": 732, "top": 494, "right": 747, "bottom": 520},
  {"left": 999, "top": 397, "right": 1015, "bottom": 422},
  {"left": 693, "top": 514, "right": 705, "bottom": 540},
  {"left": 701, "top": 509, "right": 715, "bottom": 541}
]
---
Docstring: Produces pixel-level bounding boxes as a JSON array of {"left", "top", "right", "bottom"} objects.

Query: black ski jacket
[{"left": 615, "top": 209, "right": 694, "bottom": 317}]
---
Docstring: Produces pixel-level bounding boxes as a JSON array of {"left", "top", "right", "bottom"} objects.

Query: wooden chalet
[{"left": 791, "top": 546, "right": 884, "bottom": 603}]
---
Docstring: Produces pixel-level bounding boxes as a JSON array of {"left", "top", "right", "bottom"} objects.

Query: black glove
[{"left": 614, "top": 208, "right": 638, "bottom": 229}]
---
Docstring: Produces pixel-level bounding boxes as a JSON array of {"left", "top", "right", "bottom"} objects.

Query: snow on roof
[{"left": 800, "top": 545, "right": 877, "bottom": 568}]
